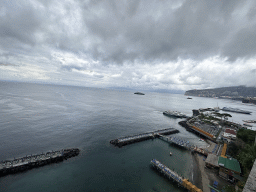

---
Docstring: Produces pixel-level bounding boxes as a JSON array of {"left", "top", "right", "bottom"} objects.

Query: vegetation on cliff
[
  {"left": 185, "top": 86, "right": 256, "bottom": 98},
  {"left": 227, "top": 129, "right": 256, "bottom": 175}
]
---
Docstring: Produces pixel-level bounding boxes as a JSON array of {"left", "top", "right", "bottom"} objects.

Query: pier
[
  {"left": 158, "top": 135, "right": 208, "bottom": 156},
  {"left": 150, "top": 159, "right": 203, "bottom": 192},
  {"left": 158, "top": 134, "right": 192, "bottom": 150},
  {"left": 110, "top": 128, "right": 179, "bottom": 147},
  {"left": 0, "top": 148, "right": 80, "bottom": 177}
]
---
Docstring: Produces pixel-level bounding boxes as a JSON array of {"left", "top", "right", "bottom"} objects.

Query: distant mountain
[{"left": 185, "top": 86, "right": 256, "bottom": 98}]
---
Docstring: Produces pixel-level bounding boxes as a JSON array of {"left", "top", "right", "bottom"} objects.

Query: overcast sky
[{"left": 1, "top": 0, "right": 256, "bottom": 91}]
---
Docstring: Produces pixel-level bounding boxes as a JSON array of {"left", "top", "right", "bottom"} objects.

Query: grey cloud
[
  {"left": 61, "top": 65, "right": 85, "bottom": 72},
  {"left": 0, "top": 63, "right": 17, "bottom": 66},
  {"left": 222, "top": 26, "right": 256, "bottom": 61},
  {"left": 80, "top": 0, "right": 256, "bottom": 64},
  {"left": 0, "top": 1, "right": 42, "bottom": 46},
  {"left": 1, "top": 0, "right": 256, "bottom": 91}
]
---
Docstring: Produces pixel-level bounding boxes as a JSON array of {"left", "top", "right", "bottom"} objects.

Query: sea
[{"left": 0, "top": 81, "right": 256, "bottom": 192}]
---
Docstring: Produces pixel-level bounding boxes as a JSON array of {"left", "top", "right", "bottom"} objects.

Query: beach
[{"left": 192, "top": 140, "right": 215, "bottom": 192}]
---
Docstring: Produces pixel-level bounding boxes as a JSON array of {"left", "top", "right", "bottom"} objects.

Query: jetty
[
  {"left": 0, "top": 148, "right": 80, "bottom": 177},
  {"left": 150, "top": 159, "right": 203, "bottom": 192},
  {"left": 157, "top": 135, "right": 208, "bottom": 156},
  {"left": 110, "top": 128, "right": 179, "bottom": 147}
]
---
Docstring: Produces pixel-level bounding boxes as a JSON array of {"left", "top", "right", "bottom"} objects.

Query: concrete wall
[{"left": 243, "top": 159, "right": 256, "bottom": 192}]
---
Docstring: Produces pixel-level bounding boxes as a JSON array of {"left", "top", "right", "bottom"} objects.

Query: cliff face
[{"left": 185, "top": 86, "right": 256, "bottom": 98}]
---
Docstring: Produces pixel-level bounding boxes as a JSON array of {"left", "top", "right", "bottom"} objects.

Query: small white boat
[
  {"left": 199, "top": 138, "right": 205, "bottom": 142},
  {"left": 170, "top": 152, "right": 172, "bottom": 156}
]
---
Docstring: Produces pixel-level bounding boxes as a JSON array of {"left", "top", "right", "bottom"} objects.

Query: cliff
[{"left": 185, "top": 86, "right": 256, "bottom": 98}]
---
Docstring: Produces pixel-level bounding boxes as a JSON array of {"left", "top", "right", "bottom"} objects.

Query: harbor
[
  {"left": 0, "top": 148, "right": 80, "bottom": 177},
  {"left": 110, "top": 128, "right": 179, "bottom": 147}
]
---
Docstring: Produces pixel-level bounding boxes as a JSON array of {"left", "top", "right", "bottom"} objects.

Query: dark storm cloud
[
  {"left": 1, "top": 0, "right": 256, "bottom": 90},
  {"left": 222, "top": 26, "right": 256, "bottom": 61},
  {"left": 0, "top": 1, "right": 42, "bottom": 46},
  {"left": 81, "top": 0, "right": 256, "bottom": 64},
  {"left": 1, "top": 0, "right": 256, "bottom": 64}
]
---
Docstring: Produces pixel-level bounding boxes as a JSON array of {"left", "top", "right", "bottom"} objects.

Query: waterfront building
[
  {"left": 218, "top": 157, "right": 242, "bottom": 183},
  {"left": 223, "top": 128, "right": 237, "bottom": 139}
]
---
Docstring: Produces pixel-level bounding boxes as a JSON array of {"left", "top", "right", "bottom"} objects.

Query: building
[
  {"left": 205, "top": 154, "right": 219, "bottom": 169},
  {"left": 218, "top": 157, "right": 242, "bottom": 183},
  {"left": 223, "top": 128, "right": 237, "bottom": 141}
]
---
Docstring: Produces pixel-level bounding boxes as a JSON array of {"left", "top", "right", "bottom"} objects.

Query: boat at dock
[
  {"left": 243, "top": 123, "right": 253, "bottom": 127},
  {"left": 222, "top": 107, "right": 252, "bottom": 114},
  {"left": 243, "top": 120, "right": 256, "bottom": 123},
  {"left": 163, "top": 110, "right": 187, "bottom": 118}
]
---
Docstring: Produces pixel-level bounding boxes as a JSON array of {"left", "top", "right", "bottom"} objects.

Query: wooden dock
[
  {"left": 0, "top": 148, "right": 80, "bottom": 177},
  {"left": 110, "top": 128, "right": 179, "bottom": 147}
]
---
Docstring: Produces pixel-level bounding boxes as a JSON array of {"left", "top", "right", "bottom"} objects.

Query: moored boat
[
  {"left": 222, "top": 107, "right": 252, "bottom": 114},
  {"left": 243, "top": 123, "right": 253, "bottom": 127},
  {"left": 243, "top": 120, "right": 256, "bottom": 123},
  {"left": 163, "top": 110, "right": 187, "bottom": 118}
]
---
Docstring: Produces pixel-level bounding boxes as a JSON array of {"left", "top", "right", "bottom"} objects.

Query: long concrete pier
[
  {"left": 151, "top": 159, "right": 203, "bottom": 192},
  {"left": 110, "top": 128, "right": 179, "bottom": 147},
  {"left": 0, "top": 148, "right": 80, "bottom": 177}
]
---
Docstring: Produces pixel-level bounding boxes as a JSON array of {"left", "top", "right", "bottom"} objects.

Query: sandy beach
[{"left": 192, "top": 140, "right": 215, "bottom": 192}]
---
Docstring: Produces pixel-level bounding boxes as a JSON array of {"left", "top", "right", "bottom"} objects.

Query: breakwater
[
  {"left": 110, "top": 128, "right": 179, "bottom": 147},
  {"left": 0, "top": 148, "right": 80, "bottom": 177}
]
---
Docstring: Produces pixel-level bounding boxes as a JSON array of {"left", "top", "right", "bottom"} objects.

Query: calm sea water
[{"left": 0, "top": 81, "right": 255, "bottom": 192}]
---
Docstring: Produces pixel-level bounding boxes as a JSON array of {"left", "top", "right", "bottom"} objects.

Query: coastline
[
  {"left": 192, "top": 140, "right": 216, "bottom": 192},
  {"left": 191, "top": 152, "right": 203, "bottom": 189}
]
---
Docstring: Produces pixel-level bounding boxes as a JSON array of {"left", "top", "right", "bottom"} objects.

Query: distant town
[{"left": 185, "top": 86, "right": 256, "bottom": 105}]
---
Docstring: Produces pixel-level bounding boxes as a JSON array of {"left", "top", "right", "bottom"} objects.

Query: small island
[{"left": 134, "top": 92, "right": 145, "bottom": 95}]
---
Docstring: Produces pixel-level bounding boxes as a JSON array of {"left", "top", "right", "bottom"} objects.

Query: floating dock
[
  {"left": 110, "top": 128, "right": 179, "bottom": 147},
  {"left": 0, "top": 148, "right": 80, "bottom": 177},
  {"left": 158, "top": 135, "right": 208, "bottom": 156},
  {"left": 150, "top": 159, "right": 203, "bottom": 192},
  {"left": 158, "top": 135, "right": 193, "bottom": 150}
]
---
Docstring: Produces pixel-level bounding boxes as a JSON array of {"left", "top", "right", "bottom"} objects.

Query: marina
[
  {"left": 0, "top": 148, "right": 80, "bottom": 177},
  {"left": 110, "top": 128, "right": 179, "bottom": 147}
]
